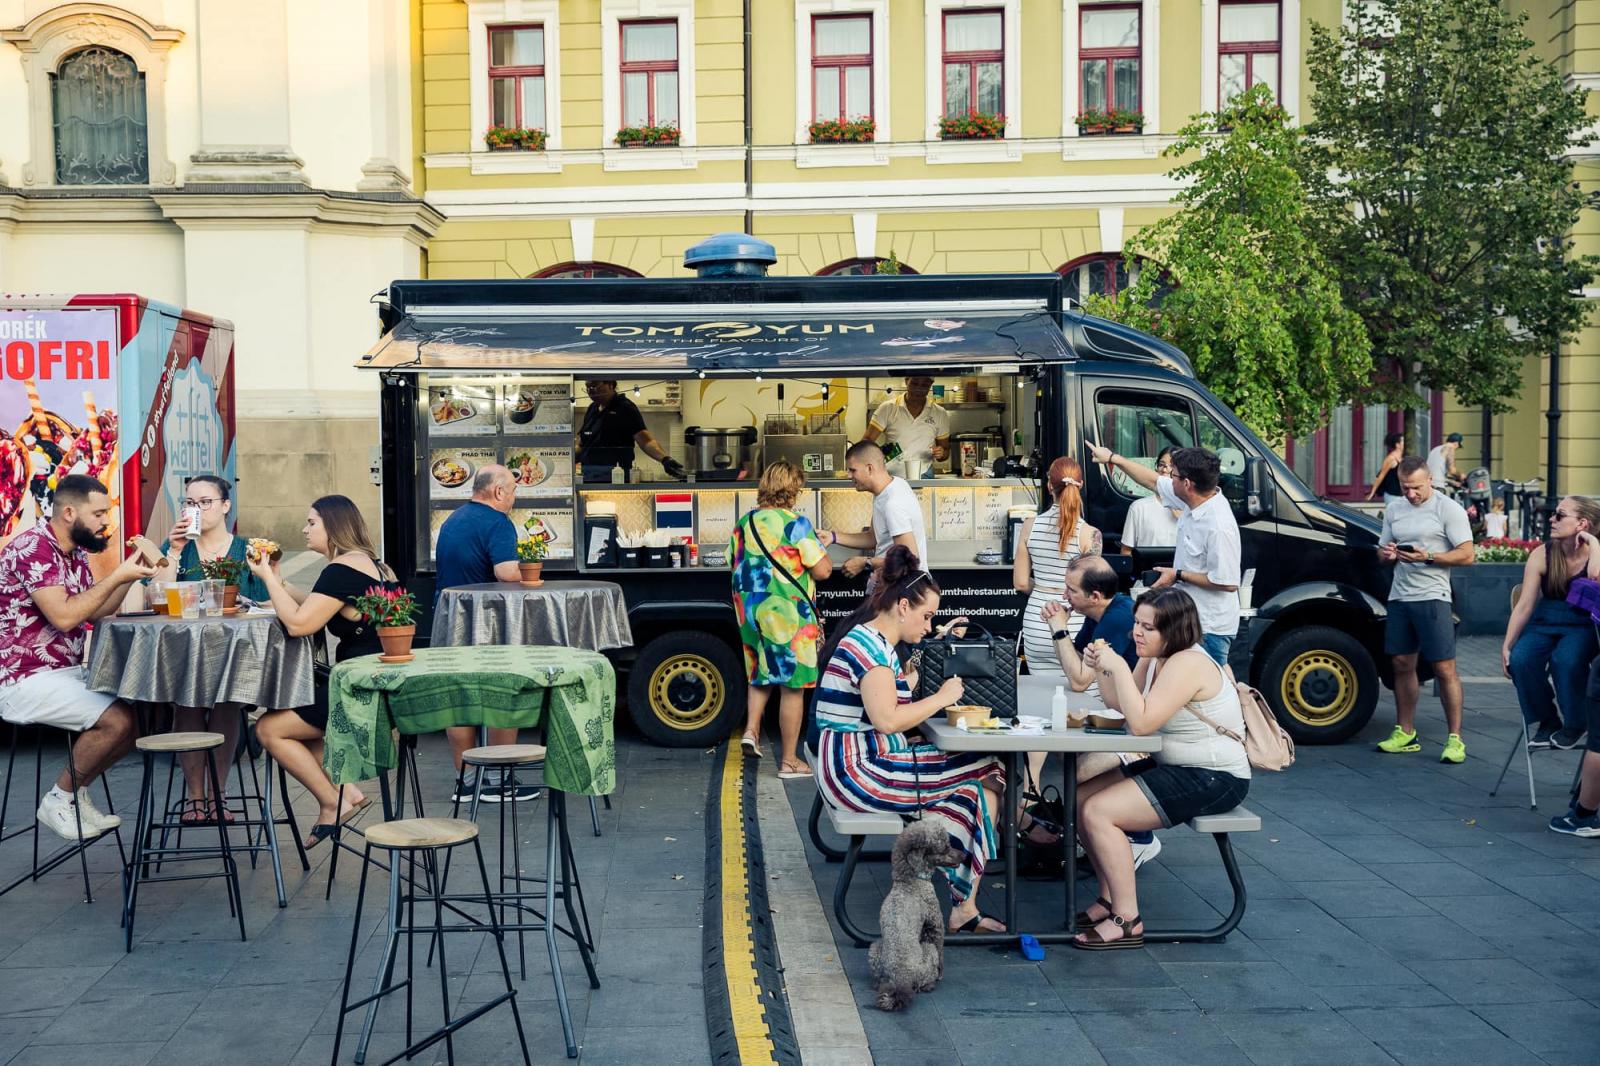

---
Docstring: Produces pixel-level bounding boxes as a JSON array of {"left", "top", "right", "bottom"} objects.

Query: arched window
[
  {"left": 531, "top": 261, "right": 644, "bottom": 279},
  {"left": 52, "top": 47, "right": 147, "bottom": 185},
  {"left": 1057, "top": 252, "right": 1169, "bottom": 306},
  {"left": 815, "top": 257, "right": 919, "bottom": 276}
]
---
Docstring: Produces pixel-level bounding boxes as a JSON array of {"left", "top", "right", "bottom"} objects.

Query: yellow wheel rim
[
  {"left": 647, "top": 654, "right": 725, "bottom": 731},
  {"left": 1279, "top": 650, "right": 1358, "bottom": 727}
]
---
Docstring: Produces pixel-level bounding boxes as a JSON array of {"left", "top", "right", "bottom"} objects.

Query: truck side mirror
[{"left": 1244, "top": 456, "right": 1275, "bottom": 519}]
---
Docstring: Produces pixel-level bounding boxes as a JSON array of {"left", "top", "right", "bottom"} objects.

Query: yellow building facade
[{"left": 414, "top": 0, "right": 1600, "bottom": 497}]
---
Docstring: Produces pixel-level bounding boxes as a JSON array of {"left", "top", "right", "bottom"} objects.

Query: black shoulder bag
[{"left": 915, "top": 622, "right": 1017, "bottom": 719}]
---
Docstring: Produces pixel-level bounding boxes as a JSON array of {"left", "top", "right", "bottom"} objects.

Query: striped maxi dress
[
  {"left": 814, "top": 623, "right": 1003, "bottom": 903},
  {"left": 1019, "top": 505, "right": 1096, "bottom": 676}
]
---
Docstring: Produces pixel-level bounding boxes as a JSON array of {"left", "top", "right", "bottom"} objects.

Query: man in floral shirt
[{"left": 0, "top": 474, "right": 154, "bottom": 841}]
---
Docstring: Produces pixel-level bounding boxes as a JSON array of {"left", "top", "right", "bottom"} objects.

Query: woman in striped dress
[
  {"left": 1016, "top": 456, "right": 1101, "bottom": 675},
  {"left": 814, "top": 546, "right": 1007, "bottom": 934}
]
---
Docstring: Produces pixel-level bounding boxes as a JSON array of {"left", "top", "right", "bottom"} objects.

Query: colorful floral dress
[{"left": 730, "top": 507, "right": 826, "bottom": 688}]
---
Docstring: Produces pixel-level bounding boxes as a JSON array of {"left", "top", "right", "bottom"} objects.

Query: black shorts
[
  {"left": 1123, "top": 759, "right": 1249, "bottom": 828},
  {"left": 291, "top": 675, "right": 329, "bottom": 732},
  {"left": 1385, "top": 599, "right": 1456, "bottom": 664}
]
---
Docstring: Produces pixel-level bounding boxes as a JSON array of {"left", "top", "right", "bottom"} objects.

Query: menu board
[
  {"left": 504, "top": 445, "right": 572, "bottom": 496},
  {"left": 426, "top": 385, "right": 496, "bottom": 436},
  {"left": 975, "top": 487, "right": 1010, "bottom": 540},
  {"left": 932, "top": 487, "right": 975, "bottom": 540},
  {"left": 428, "top": 446, "right": 496, "bottom": 499},
  {"left": 514, "top": 506, "right": 574, "bottom": 560},
  {"left": 918, "top": 488, "right": 934, "bottom": 538},
  {"left": 502, "top": 383, "right": 572, "bottom": 433}
]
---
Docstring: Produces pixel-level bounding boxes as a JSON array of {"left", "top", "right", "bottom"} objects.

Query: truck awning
[{"left": 360, "top": 304, "right": 1072, "bottom": 375}]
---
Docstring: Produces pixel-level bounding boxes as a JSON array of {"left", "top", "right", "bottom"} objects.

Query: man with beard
[{"left": 0, "top": 474, "right": 154, "bottom": 840}]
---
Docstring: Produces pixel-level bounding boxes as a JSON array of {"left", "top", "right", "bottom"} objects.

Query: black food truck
[{"left": 362, "top": 238, "right": 1396, "bottom": 748}]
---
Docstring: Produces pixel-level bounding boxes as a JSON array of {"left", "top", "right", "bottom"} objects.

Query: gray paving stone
[
  {"left": 29, "top": 988, "right": 203, "bottom": 1046},
  {"left": 952, "top": 1013, "right": 1106, "bottom": 1065},
  {"left": 1322, "top": 832, "right": 1444, "bottom": 864},
  {"left": 1339, "top": 914, "right": 1505, "bottom": 962},
  {"left": 1208, "top": 1009, "right": 1397, "bottom": 1065},
  {"left": 1234, "top": 898, "right": 1351, "bottom": 940},
  {"left": 1099, "top": 1048, "right": 1254, "bottom": 1066},
  {"left": 1293, "top": 879, "right": 1440, "bottom": 918},
  {"left": 1412, "top": 958, "right": 1555, "bottom": 1005},
  {"left": 1156, "top": 961, "right": 1329, "bottom": 1011},
  {"left": 1252, "top": 929, "right": 1424, "bottom": 987},
  {"left": 1366, "top": 861, "right": 1504, "bottom": 896},
  {"left": 1488, "top": 873, "right": 1599, "bottom": 912},
  {"left": 1311, "top": 983, "right": 1455, "bottom": 1010},
  {"left": 4, "top": 1042, "right": 165, "bottom": 1066},
  {"left": 1073, "top": 1007, "right": 1239, "bottom": 1052}
]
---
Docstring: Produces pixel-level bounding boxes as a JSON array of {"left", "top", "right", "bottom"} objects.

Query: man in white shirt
[
  {"left": 1426, "top": 432, "right": 1464, "bottom": 490},
  {"left": 819, "top": 440, "right": 928, "bottom": 582},
  {"left": 1376, "top": 457, "right": 1475, "bottom": 764},
  {"left": 1090, "top": 443, "right": 1242, "bottom": 665},
  {"left": 862, "top": 376, "right": 950, "bottom": 473},
  {"left": 1120, "top": 447, "right": 1181, "bottom": 558}
]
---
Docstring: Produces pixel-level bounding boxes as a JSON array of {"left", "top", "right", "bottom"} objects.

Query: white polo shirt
[
  {"left": 869, "top": 397, "right": 950, "bottom": 464},
  {"left": 1157, "top": 475, "right": 1243, "bottom": 637},
  {"left": 872, "top": 476, "right": 928, "bottom": 563}
]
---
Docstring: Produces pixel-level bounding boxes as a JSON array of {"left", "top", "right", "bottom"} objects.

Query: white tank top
[{"left": 1142, "top": 647, "right": 1251, "bottom": 778}]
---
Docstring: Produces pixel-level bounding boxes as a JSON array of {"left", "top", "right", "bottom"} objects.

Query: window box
[
  {"left": 808, "top": 117, "right": 876, "bottom": 143},
  {"left": 484, "top": 126, "right": 547, "bottom": 151},
  {"left": 615, "top": 124, "right": 681, "bottom": 147},
  {"left": 937, "top": 110, "right": 1006, "bottom": 140},
  {"left": 1075, "top": 108, "right": 1143, "bottom": 136}
]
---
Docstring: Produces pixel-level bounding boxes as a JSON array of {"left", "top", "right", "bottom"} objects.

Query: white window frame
[
  {"left": 1200, "top": 0, "right": 1300, "bottom": 121},
  {"left": 924, "top": 0, "right": 1022, "bottom": 142},
  {"left": 794, "top": 0, "right": 891, "bottom": 145},
  {"left": 468, "top": 0, "right": 563, "bottom": 151},
  {"left": 602, "top": 0, "right": 697, "bottom": 147},
  {"left": 1062, "top": 0, "right": 1160, "bottom": 138}
]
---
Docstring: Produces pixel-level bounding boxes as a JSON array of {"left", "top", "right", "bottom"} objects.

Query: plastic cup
[
  {"left": 147, "top": 579, "right": 166, "bottom": 614},
  {"left": 166, "top": 586, "right": 184, "bottom": 615},
  {"left": 203, "top": 579, "right": 225, "bottom": 614},
  {"left": 177, "top": 583, "right": 202, "bottom": 619}
]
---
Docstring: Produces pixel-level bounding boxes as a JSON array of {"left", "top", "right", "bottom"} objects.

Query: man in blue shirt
[
  {"left": 1040, "top": 555, "right": 1137, "bottom": 689},
  {"left": 435, "top": 465, "right": 536, "bottom": 802}
]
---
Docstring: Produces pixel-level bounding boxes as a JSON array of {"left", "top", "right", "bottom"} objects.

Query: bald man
[{"left": 434, "top": 464, "right": 535, "bottom": 801}]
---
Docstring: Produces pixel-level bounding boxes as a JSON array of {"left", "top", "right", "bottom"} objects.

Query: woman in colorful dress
[
  {"left": 815, "top": 545, "right": 1007, "bottom": 934},
  {"left": 730, "top": 460, "right": 832, "bottom": 778}
]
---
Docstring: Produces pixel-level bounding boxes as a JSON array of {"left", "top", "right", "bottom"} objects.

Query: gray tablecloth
[
  {"left": 86, "top": 613, "right": 317, "bottom": 709},
  {"left": 430, "top": 581, "right": 632, "bottom": 652}
]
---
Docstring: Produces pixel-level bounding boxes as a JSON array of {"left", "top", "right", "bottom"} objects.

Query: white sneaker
[
  {"left": 75, "top": 788, "right": 122, "bottom": 832},
  {"left": 36, "top": 790, "right": 103, "bottom": 842},
  {"left": 1131, "top": 834, "right": 1163, "bottom": 871}
]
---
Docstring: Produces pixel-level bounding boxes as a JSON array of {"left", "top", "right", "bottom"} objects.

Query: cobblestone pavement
[{"left": 781, "top": 636, "right": 1599, "bottom": 1066}]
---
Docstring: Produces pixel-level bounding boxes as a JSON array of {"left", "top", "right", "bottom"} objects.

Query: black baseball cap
[{"left": 1445, "top": 432, "right": 1464, "bottom": 443}]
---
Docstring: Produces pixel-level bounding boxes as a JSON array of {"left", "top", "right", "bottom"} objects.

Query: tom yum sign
[
  {"left": 574, "top": 321, "right": 877, "bottom": 340},
  {"left": 0, "top": 313, "right": 114, "bottom": 380}
]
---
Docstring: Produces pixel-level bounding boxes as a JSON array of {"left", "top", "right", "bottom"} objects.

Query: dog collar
[{"left": 915, "top": 872, "right": 933, "bottom": 881}]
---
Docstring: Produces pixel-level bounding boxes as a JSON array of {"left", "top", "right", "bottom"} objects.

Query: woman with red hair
[{"left": 1016, "top": 456, "right": 1101, "bottom": 675}]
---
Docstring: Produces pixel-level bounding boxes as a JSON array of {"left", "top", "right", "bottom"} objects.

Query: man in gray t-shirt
[{"left": 1376, "top": 457, "right": 1475, "bottom": 763}]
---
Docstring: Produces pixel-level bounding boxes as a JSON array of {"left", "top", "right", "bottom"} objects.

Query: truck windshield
[{"left": 1094, "top": 389, "right": 1246, "bottom": 507}]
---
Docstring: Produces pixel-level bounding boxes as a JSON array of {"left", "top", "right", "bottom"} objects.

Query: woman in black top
[
  {"left": 1365, "top": 432, "right": 1406, "bottom": 502},
  {"left": 247, "top": 495, "right": 397, "bottom": 847}
]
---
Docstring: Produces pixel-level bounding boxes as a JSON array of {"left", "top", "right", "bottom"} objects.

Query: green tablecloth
[{"left": 325, "top": 645, "right": 616, "bottom": 796}]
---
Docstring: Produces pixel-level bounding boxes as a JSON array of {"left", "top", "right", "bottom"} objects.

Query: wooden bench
[{"left": 1143, "top": 805, "right": 1260, "bottom": 944}]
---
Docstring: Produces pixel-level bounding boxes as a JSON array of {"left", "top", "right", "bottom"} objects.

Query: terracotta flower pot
[
  {"left": 377, "top": 624, "right": 416, "bottom": 661},
  {"left": 223, "top": 585, "right": 238, "bottom": 610},
  {"left": 518, "top": 561, "right": 545, "bottom": 587}
]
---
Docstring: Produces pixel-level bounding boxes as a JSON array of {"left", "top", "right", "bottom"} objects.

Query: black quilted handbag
[{"left": 915, "top": 623, "right": 1016, "bottom": 718}]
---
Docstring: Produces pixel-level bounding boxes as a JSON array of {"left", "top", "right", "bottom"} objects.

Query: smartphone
[
  {"left": 1139, "top": 570, "right": 1161, "bottom": 587},
  {"left": 1396, "top": 544, "right": 1418, "bottom": 554},
  {"left": 1083, "top": 725, "right": 1127, "bottom": 735}
]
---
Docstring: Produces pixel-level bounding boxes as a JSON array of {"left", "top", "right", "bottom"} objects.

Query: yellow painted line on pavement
[{"left": 719, "top": 740, "right": 779, "bottom": 1066}]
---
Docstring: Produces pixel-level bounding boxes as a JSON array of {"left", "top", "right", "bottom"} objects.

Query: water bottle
[{"left": 1050, "top": 686, "right": 1068, "bottom": 731}]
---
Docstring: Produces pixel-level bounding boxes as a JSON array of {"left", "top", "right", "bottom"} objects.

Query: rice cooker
[{"left": 684, "top": 426, "right": 757, "bottom": 481}]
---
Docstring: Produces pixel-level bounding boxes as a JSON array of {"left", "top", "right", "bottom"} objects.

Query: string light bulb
[
  {"left": 822, "top": 383, "right": 830, "bottom": 401},
  {"left": 633, "top": 385, "right": 640, "bottom": 397},
  {"left": 698, "top": 370, "right": 706, "bottom": 379}
]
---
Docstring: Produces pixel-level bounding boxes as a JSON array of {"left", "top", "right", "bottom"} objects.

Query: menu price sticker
[{"left": 428, "top": 446, "right": 496, "bottom": 500}]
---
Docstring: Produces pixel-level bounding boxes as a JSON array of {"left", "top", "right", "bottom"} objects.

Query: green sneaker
[
  {"left": 1440, "top": 733, "right": 1466, "bottom": 764},
  {"left": 1377, "top": 726, "right": 1420, "bottom": 753}
]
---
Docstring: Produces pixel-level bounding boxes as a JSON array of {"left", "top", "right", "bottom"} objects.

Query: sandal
[
  {"left": 178, "top": 798, "right": 211, "bottom": 826},
  {"left": 948, "top": 911, "right": 1007, "bottom": 935},
  {"left": 740, "top": 733, "right": 762, "bottom": 758},
  {"left": 777, "top": 761, "right": 811, "bottom": 780},
  {"left": 1075, "top": 895, "right": 1113, "bottom": 928},
  {"left": 1019, "top": 813, "right": 1062, "bottom": 846},
  {"left": 1072, "top": 913, "right": 1144, "bottom": 951},
  {"left": 206, "top": 797, "right": 236, "bottom": 825},
  {"left": 303, "top": 796, "right": 372, "bottom": 850}
]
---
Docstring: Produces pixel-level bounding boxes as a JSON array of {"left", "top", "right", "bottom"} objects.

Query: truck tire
[
  {"left": 627, "top": 631, "right": 742, "bottom": 747},
  {"left": 1255, "top": 625, "right": 1379, "bottom": 745}
]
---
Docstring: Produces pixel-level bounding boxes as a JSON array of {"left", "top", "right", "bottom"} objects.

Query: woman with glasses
[{"left": 1119, "top": 447, "right": 1181, "bottom": 558}]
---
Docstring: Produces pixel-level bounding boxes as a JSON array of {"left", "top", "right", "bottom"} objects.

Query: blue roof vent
[{"left": 683, "top": 232, "right": 777, "bottom": 278}]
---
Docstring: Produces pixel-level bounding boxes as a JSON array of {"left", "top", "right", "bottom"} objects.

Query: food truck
[
  {"left": 0, "top": 294, "right": 236, "bottom": 578},
  {"left": 363, "top": 236, "right": 1395, "bottom": 748}
]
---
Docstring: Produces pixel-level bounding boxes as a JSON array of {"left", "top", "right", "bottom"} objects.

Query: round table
[
  {"left": 430, "top": 581, "right": 632, "bottom": 652},
  {"left": 86, "top": 611, "right": 317, "bottom": 709}
]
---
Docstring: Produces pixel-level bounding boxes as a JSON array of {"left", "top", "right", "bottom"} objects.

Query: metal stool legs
[
  {"left": 1490, "top": 721, "right": 1539, "bottom": 808},
  {"left": 1, "top": 725, "right": 124, "bottom": 903}
]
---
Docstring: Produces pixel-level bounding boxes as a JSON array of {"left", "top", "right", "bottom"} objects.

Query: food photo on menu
[
  {"left": 505, "top": 445, "right": 571, "bottom": 494},
  {"left": 500, "top": 382, "right": 571, "bottom": 432},
  {"left": 426, "top": 384, "right": 496, "bottom": 435},
  {"left": 429, "top": 446, "right": 495, "bottom": 499}
]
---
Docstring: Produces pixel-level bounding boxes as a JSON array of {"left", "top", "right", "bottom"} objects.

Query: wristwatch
[
  {"left": 1424, "top": 551, "right": 1434, "bottom": 564},
  {"left": 1051, "top": 629, "right": 1071, "bottom": 642}
]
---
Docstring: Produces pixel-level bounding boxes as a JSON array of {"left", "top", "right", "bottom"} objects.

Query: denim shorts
[
  {"left": 1124, "top": 759, "right": 1249, "bottom": 828},
  {"left": 1385, "top": 599, "right": 1456, "bottom": 663},
  {"left": 1200, "top": 633, "right": 1233, "bottom": 667}
]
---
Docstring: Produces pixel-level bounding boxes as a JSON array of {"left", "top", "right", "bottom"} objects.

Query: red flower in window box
[
  {"left": 615, "top": 123, "right": 681, "bottom": 147},
  {"left": 937, "top": 110, "right": 1006, "bottom": 141},
  {"left": 807, "top": 117, "right": 877, "bottom": 144},
  {"left": 485, "top": 126, "right": 547, "bottom": 151}
]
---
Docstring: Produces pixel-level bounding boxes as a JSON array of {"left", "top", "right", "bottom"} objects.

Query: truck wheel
[
  {"left": 627, "top": 632, "right": 741, "bottom": 747},
  {"left": 1256, "top": 626, "right": 1378, "bottom": 745}
]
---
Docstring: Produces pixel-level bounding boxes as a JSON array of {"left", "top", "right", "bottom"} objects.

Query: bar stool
[
  {"left": 1, "top": 724, "right": 126, "bottom": 902},
  {"left": 121, "top": 731, "right": 245, "bottom": 951},
  {"left": 332, "top": 817, "right": 530, "bottom": 1066}
]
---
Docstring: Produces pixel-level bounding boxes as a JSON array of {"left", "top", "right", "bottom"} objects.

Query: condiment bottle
[{"left": 1050, "top": 686, "right": 1068, "bottom": 731}]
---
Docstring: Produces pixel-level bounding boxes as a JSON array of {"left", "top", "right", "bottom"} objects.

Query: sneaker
[
  {"left": 480, "top": 776, "right": 541, "bottom": 804},
  {"left": 1440, "top": 733, "right": 1466, "bottom": 764},
  {"left": 1130, "top": 834, "right": 1163, "bottom": 871},
  {"left": 1547, "top": 809, "right": 1600, "bottom": 837},
  {"left": 1550, "top": 728, "right": 1587, "bottom": 751},
  {"left": 74, "top": 789, "right": 121, "bottom": 833},
  {"left": 451, "top": 775, "right": 482, "bottom": 805},
  {"left": 35, "top": 790, "right": 102, "bottom": 842},
  {"left": 1377, "top": 726, "right": 1421, "bottom": 753}
]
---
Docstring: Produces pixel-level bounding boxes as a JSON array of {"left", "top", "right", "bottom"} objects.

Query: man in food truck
[
  {"left": 819, "top": 440, "right": 928, "bottom": 587},
  {"left": 573, "top": 379, "right": 686, "bottom": 483},
  {"left": 861, "top": 375, "right": 950, "bottom": 475}
]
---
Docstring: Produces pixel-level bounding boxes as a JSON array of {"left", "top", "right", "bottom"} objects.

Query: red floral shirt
[{"left": 0, "top": 525, "right": 95, "bottom": 687}]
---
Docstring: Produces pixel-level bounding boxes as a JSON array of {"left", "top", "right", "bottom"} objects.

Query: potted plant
[
  {"left": 615, "top": 123, "right": 681, "bottom": 147},
  {"left": 1109, "top": 108, "right": 1145, "bottom": 134},
  {"left": 485, "top": 126, "right": 548, "bottom": 151},
  {"left": 937, "top": 110, "right": 1006, "bottom": 140},
  {"left": 1075, "top": 108, "right": 1112, "bottom": 135},
  {"left": 199, "top": 556, "right": 245, "bottom": 609},
  {"left": 808, "top": 116, "right": 876, "bottom": 144},
  {"left": 516, "top": 532, "right": 550, "bottom": 586},
  {"left": 354, "top": 585, "right": 420, "bottom": 661}
]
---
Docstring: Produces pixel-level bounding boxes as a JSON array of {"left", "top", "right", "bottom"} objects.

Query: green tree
[
  {"left": 1085, "top": 84, "right": 1372, "bottom": 443},
  {"left": 1301, "top": 0, "right": 1596, "bottom": 443}
]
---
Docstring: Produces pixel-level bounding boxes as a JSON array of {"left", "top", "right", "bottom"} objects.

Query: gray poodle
[{"left": 869, "top": 818, "right": 964, "bottom": 1011}]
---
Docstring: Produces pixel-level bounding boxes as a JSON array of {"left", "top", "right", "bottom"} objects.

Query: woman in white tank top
[
  {"left": 1068, "top": 588, "right": 1250, "bottom": 951},
  {"left": 1015, "top": 456, "right": 1100, "bottom": 675}
]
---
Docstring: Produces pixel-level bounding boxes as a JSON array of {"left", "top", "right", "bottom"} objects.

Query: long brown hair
[
  {"left": 1047, "top": 456, "right": 1085, "bottom": 554},
  {"left": 311, "top": 494, "right": 395, "bottom": 581},
  {"left": 1545, "top": 495, "right": 1600, "bottom": 599}
]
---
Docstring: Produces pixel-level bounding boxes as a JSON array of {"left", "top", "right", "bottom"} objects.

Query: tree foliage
[
  {"left": 1084, "top": 84, "right": 1372, "bottom": 443},
  {"left": 1301, "top": 0, "right": 1596, "bottom": 431}
]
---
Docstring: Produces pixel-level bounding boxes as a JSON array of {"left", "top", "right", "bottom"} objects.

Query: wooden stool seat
[
  {"left": 463, "top": 744, "right": 547, "bottom": 766},
  {"left": 136, "top": 731, "right": 225, "bottom": 753},
  {"left": 364, "top": 817, "right": 479, "bottom": 850}
]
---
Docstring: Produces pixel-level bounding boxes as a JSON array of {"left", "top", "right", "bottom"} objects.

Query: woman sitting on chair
[{"left": 247, "top": 495, "right": 395, "bottom": 847}]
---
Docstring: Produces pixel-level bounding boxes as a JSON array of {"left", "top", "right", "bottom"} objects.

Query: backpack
[{"left": 1188, "top": 683, "right": 1296, "bottom": 772}]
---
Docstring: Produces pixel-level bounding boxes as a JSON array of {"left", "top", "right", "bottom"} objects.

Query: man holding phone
[{"left": 1377, "top": 457, "right": 1475, "bottom": 762}]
